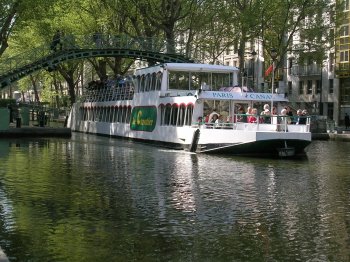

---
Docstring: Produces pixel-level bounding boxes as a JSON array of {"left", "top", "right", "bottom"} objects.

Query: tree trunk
[{"left": 29, "top": 75, "right": 40, "bottom": 103}]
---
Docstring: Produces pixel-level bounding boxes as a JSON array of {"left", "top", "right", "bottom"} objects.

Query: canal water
[{"left": 0, "top": 133, "right": 349, "bottom": 262}]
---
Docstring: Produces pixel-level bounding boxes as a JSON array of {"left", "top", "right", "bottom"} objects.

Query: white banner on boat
[{"left": 197, "top": 91, "right": 288, "bottom": 102}]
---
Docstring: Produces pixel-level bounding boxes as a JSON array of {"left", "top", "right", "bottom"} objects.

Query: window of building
[
  {"left": 340, "top": 25, "right": 349, "bottom": 37},
  {"left": 329, "top": 53, "right": 334, "bottom": 72},
  {"left": 288, "top": 57, "right": 293, "bottom": 71},
  {"left": 234, "top": 41, "right": 238, "bottom": 54},
  {"left": 327, "top": 103, "right": 334, "bottom": 120},
  {"left": 226, "top": 46, "right": 231, "bottom": 55},
  {"left": 340, "top": 50, "right": 349, "bottom": 62},
  {"left": 288, "top": 81, "right": 292, "bottom": 95},
  {"left": 299, "top": 81, "right": 304, "bottom": 94},
  {"left": 345, "top": 0, "right": 350, "bottom": 11},
  {"left": 307, "top": 80, "right": 312, "bottom": 94},
  {"left": 316, "top": 80, "right": 321, "bottom": 94},
  {"left": 329, "top": 28, "right": 334, "bottom": 43},
  {"left": 329, "top": 79, "right": 334, "bottom": 93}
]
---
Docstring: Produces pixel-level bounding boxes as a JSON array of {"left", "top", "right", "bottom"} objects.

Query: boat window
[
  {"left": 190, "top": 72, "right": 210, "bottom": 90},
  {"left": 125, "top": 107, "right": 132, "bottom": 123},
  {"left": 139, "top": 75, "right": 145, "bottom": 92},
  {"left": 155, "top": 72, "right": 162, "bottom": 90},
  {"left": 177, "top": 104, "right": 186, "bottom": 126},
  {"left": 120, "top": 106, "right": 125, "bottom": 123},
  {"left": 171, "top": 104, "right": 178, "bottom": 125},
  {"left": 100, "top": 107, "right": 105, "bottom": 122},
  {"left": 185, "top": 104, "right": 194, "bottom": 126},
  {"left": 169, "top": 71, "right": 190, "bottom": 90},
  {"left": 101, "top": 107, "right": 106, "bottom": 122},
  {"left": 102, "top": 107, "right": 107, "bottom": 122},
  {"left": 144, "top": 74, "right": 150, "bottom": 92},
  {"left": 107, "top": 107, "right": 111, "bottom": 122},
  {"left": 158, "top": 103, "right": 194, "bottom": 126},
  {"left": 212, "top": 73, "right": 231, "bottom": 90},
  {"left": 115, "top": 107, "right": 121, "bottom": 122},
  {"left": 149, "top": 73, "right": 156, "bottom": 91},
  {"left": 203, "top": 100, "right": 230, "bottom": 122},
  {"left": 112, "top": 106, "right": 118, "bottom": 122},
  {"left": 135, "top": 76, "right": 140, "bottom": 92},
  {"left": 159, "top": 104, "right": 165, "bottom": 125},
  {"left": 164, "top": 104, "right": 172, "bottom": 125},
  {"left": 167, "top": 71, "right": 233, "bottom": 91},
  {"left": 106, "top": 107, "right": 110, "bottom": 122},
  {"left": 91, "top": 108, "right": 94, "bottom": 121},
  {"left": 81, "top": 107, "right": 85, "bottom": 121}
]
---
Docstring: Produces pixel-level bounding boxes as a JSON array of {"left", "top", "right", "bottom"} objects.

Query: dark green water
[{"left": 0, "top": 133, "right": 349, "bottom": 261}]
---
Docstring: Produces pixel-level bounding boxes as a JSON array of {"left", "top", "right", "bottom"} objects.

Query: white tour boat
[{"left": 67, "top": 63, "right": 312, "bottom": 157}]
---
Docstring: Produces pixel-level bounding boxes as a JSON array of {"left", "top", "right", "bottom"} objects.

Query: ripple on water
[{"left": 0, "top": 136, "right": 350, "bottom": 261}]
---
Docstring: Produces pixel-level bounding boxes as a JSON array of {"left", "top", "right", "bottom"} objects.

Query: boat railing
[
  {"left": 82, "top": 82, "right": 134, "bottom": 102},
  {"left": 192, "top": 115, "right": 311, "bottom": 133}
]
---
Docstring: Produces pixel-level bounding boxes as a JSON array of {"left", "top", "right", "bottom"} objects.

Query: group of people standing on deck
[
  {"left": 202, "top": 104, "right": 309, "bottom": 127},
  {"left": 236, "top": 104, "right": 309, "bottom": 125}
]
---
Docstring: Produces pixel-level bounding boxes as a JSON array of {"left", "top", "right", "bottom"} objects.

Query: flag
[{"left": 265, "top": 64, "right": 273, "bottom": 77}]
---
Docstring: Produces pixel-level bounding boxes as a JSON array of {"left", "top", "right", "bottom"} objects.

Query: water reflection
[{"left": 0, "top": 135, "right": 349, "bottom": 261}]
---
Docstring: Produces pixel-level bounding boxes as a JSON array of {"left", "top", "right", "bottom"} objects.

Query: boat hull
[
  {"left": 196, "top": 139, "right": 311, "bottom": 157},
  {"left": 70, "top": 121, "right": 311, "bottom": 158}
]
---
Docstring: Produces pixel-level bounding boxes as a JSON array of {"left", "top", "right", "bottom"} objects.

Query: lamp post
[
  {"left": 251, "top": 50, "right": 257, "bottom": 91},
  {"left": 270, "top": 48, "right": 278, "bottom": 112}
]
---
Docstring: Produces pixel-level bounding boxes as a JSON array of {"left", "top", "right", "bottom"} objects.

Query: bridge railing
[
  {"left": 0, "top": 34, "right": 188, "bottom": 76},
  {"left": 0, "top": 45, "right": 51, "bottom": 76}
]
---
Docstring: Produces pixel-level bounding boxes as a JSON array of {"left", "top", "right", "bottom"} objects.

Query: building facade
[
  {"left": 219, "top": 1, "right": 350, "bottom": 127},
  {"left": 335, "top": 0, "right": 350, "bottom": 126}
]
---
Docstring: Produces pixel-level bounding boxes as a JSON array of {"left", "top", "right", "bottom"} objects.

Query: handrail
[{"left": 193, "top": 114, "right": 312, "bottom": 133}]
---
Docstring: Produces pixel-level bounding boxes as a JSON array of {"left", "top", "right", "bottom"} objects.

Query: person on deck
[
  {"left": 208, "top": 108, "right": 219, "bottom": 123},
  {"left": 260, "top": 104, "right": 271, "bottom": 123},
  {"left": 237, "top": 106, "right": 247, "bottom": 122},
  {"left": 248, "top": 108, "right": 258, "bottom": 123},
  {"left": 285, "top": 106, "right": 295, "bottom": 124},
  {"left": 296, "top": 109, "right": 307, "bottom": 125}
]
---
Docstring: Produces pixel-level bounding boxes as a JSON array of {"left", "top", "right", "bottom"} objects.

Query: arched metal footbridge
[{"left": 0, "top": 34, "right": 193, "bottom": 88}]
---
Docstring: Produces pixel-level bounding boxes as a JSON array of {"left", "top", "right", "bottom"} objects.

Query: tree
[
  {"left": 0, "top": 1, "right": 19, "bottom": 56},
  {"left": 260, "top": 0, "right": 339, "bottom": 71},
  {"left": 0, "top": 0, "right": 56, "bottom": 57},
  {"left": 131, "top": 0, "right": 196, "bottom": 53}
]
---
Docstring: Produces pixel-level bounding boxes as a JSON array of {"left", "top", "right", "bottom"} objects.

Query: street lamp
[
  {"left": 251, "top": 50, "right": 257, "bottom": 90},
  {"left": 270, "top": 48, "right": 278, "bottom": 112}
]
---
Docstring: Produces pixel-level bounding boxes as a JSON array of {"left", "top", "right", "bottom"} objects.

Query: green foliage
[{"left": 0, "top": 0, "right": 339, "bottom": 102}]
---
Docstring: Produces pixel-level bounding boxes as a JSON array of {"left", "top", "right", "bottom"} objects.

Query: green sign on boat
[{"left": 130, "top": 106, "right": 157, "bottom": 132}]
